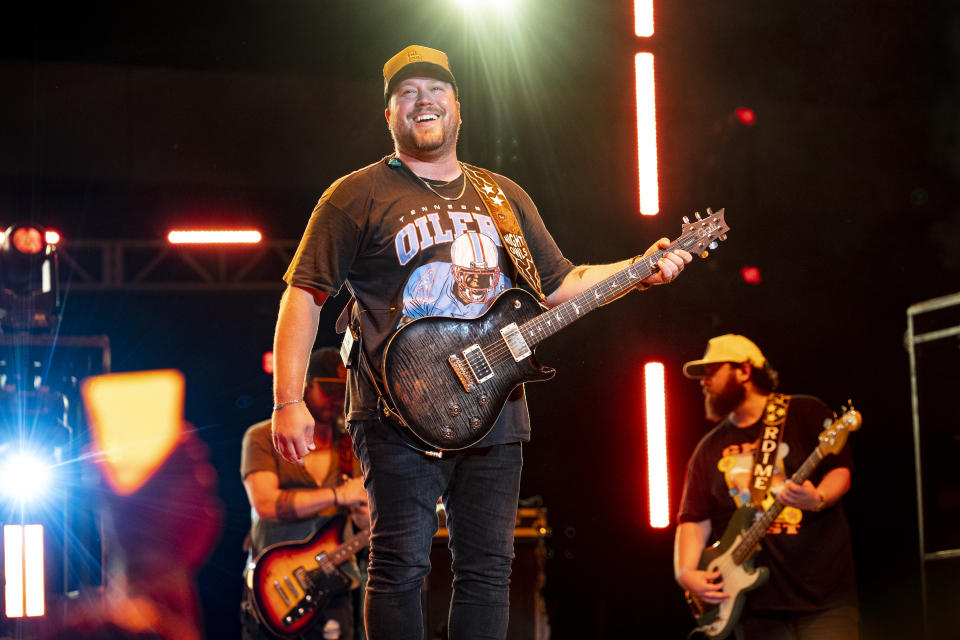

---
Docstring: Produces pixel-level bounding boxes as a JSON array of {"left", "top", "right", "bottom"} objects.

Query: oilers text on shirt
[{"left": 395, "top": 204, "right": 503, "bottom": 265}]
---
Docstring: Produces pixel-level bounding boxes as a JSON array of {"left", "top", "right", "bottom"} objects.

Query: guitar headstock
[
  {"left": 679, "top": 208, "right": 729, "bottom": 259},
  {"left": 818, "top": 402, "right": 862, "bottom": 455}
]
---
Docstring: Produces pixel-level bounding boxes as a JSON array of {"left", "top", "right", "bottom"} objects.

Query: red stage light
[
  {"left": 734, "top": 107, "right": 756, "bottom": 126},
  {"left": 11, "top": 228, "right": 43, "bottom": 254},
  {"left": 644, "top": 362, "right": 670, "bottom": 528},
  {"left": 167, "top": 230, "right": 262, "bottom": 244},
  {"left": 262, "top": 351, "right": 274, "bottom": 375},
  {"left": 635, "top": 53, "right": 660, "bottom": 215},
  {"left": 740, "top": 265, "right": 763, "bottom": 284}
]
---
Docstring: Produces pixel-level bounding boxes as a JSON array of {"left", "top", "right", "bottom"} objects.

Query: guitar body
[
  {"left": 381, "top": 209, "right": 730, "bottom": 450},
  {"left": 250, "top": 517, "right": 356, "bottom": 638},
  {"left": 383, "top": 288, "right": 556, "bottom": 450},
  {"left": 689, "top": 506, "right": 770, "bottom": 639}
]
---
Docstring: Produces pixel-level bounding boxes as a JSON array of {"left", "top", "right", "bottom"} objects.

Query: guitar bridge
[
  {"left": 448, "top": 354, "right": 475, "bottom": 392},
  {"left": 500, "top": 323, "right": 531, "bottom": 361}
]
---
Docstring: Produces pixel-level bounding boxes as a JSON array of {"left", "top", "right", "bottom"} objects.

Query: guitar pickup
[
  {"left": 293, "top": 567, "right": 314, "bottom": 591},
  {"left": 463, "top": 344, "right": 494, "bottom": 384},
  {"left": 500, "top": 323, "right": 531, "bottom": 362}
]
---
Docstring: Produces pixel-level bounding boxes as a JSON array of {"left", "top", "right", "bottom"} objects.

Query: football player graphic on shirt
[{"left": 402, "top": 231, "right": 510, "bottom": 321}]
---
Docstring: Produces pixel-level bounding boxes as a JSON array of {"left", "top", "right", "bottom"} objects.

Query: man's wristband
[
  {"left": 814, "top": 491, "right": 826, "bottom": 512},
  {"left": 676, "top": 567, "right": 692, "bottom": 581},
  {"left": 332, "top": 486, "right": 340, "bottom": 507},
  {"left": 273, "top": 399, "right": 303, "bottom": 412}
]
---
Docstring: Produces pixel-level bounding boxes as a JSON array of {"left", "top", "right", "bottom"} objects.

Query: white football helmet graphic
[{"left": 450, "top": 231, "right": 500, "bottom": 304}]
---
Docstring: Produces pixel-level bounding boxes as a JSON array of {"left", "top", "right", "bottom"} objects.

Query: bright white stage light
[
  {"left": 455, "top": 0, "right": 517, "bottom": 11},
  {"left": 0, "top": 453, "right": 53, "bottom": 503}
]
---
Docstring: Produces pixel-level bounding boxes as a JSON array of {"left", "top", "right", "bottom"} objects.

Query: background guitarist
[
  {"left": 241, "top": 347, "right": 370, "bottom": 640},
  {"left": 674, "top": 334, "right": 859, "bottom": 639},
  {"left": 270, "top": 44, "right": 691, "bottom": 640}
]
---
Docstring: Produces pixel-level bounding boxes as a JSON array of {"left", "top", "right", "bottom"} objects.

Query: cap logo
[{"left": 407, "top": 50, "right": 423, "bottom": 63}]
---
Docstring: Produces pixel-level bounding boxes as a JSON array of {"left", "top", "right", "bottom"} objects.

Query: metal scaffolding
[
  {"left": 906, "top": 291, "right": 960, "bottom": 639},
  {"left": 55, "top": 240, "right": 299, "bottom": 291}
]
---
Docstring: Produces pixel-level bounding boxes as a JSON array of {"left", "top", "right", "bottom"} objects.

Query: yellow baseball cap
[
  {"left": 682, "top": 334, "right": 767, "bottom": 379},
  {"left": 383, "top": 45, "right": 458, "bottom": 105}
]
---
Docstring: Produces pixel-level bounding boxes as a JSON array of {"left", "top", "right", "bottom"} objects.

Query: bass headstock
[
  {"left": 679, "top": 208, "right": 729, "bottom": 259},
  {"left": 818, "top": 402, "right": 862, "bottom": 455}
]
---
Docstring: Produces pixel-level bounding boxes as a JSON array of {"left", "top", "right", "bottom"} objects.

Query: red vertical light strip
[
  {"left": 634, "top": 1, "right": 659, "bottom": 215},
  {"left": 644, "top": 362, "right": 670, "bottom": 528},
  {"left": 635, "top": 53, "right": 660, "bottom": 216},
  {"left": 634, "top": 0, "right": 654, "bottom": 37}
]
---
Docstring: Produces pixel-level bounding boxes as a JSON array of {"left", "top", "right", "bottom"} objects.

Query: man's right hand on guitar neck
[{"left": 678, "top": 568, "right": 730, "bottom": 605}]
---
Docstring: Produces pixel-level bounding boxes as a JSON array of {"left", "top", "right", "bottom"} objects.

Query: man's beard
[
  {"left": 705, "top": 377, "right": 746, "bottom": 422},
  {"left": 391, "top": 112, "right": 460, "bottom": 156}
]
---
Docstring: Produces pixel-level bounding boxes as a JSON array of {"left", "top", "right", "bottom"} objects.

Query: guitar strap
[
  {"left": 749, "top": 393, "right": 791, "bottom": 507},
  {"left": 461, "top": 163, "right": 546, "bottom": 302}
]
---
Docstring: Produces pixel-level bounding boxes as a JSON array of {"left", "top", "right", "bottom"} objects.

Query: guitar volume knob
[
  {"left": 479, "top": 394, "right": 489, "bottom": 405},
  {"left": 441, "top": 426, "right": 454, "bottom": 440},
  {"left": 470, "top": 417, "right": 481, "bottom": 430},
  {"left": 448, "top": 404, "right": 462, "bottom": 416}
]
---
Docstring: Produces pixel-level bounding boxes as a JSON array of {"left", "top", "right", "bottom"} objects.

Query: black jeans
[
  {"left": 737, "top": 606, "right": 860, "bottom": 640},
  {"left": 349, "top": 419, "right": 522, "bottom": 640}
]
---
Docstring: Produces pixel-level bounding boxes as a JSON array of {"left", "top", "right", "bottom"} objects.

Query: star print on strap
[{"left": 461, "top": 163, "right": 545, "bottom": 301}]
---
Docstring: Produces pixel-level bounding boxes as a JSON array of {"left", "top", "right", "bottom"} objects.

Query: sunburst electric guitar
[
  {"left": 249, "top": 515, "right": 369, "bottom": 638},
  {"left": 686, "top": 405, "right": 862, "bottom": 639},
  {"left": 382, "top": 209, "right": 730, "bottom": 450}
]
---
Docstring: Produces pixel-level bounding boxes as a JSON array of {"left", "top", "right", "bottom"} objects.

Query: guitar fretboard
[
  {"left": 731, "top": 446, "right": 825, "bottom": 565},
  {"left": 517, "top": 230, "right": 714, "bottom": 347},
  {"left": 323, "top": 531, "right": 370, "bottom": 567}
]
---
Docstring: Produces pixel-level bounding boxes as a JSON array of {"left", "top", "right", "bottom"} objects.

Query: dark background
[{"left": 2, "top": 0, "right": 959, "bottom": 637}]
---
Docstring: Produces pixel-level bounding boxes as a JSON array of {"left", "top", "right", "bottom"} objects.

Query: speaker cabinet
[{"left": 422, "top": 507, "right": 550, "bottom": 640}]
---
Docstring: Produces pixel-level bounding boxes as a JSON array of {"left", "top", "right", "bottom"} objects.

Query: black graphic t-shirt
[
  {"left": 677, "top": 395, "right": 858, "bottom": 612},
  {"left": 284, "top": 156, "right": 574, "bottom": 445}
]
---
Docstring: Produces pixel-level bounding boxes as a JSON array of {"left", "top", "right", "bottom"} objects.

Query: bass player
[{"left": 675, "top": 334, "right": 859, "bottom": 639}]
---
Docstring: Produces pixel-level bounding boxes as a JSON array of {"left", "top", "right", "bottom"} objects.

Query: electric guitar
[
  {"left": 686, "top": 405, "right": 862, "bottom": 639},
  {"left": 249, "top": 515, "right": 369, "bottom": 638},
  {"left": 382, "top": 208, "right": 730, "bottom": 450}
]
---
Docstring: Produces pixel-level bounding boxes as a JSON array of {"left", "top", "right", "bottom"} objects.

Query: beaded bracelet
[{"left": 273, "top": 398, "right": 303, "bottom": 412}]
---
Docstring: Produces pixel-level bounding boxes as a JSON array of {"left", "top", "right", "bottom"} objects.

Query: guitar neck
[
  {"left": 731, "top": 445, "right": 826, "bottom": 564},
  {"left": 324, "top": 530, "right": 370, "bottom": 567},
  {"left": 520, "top": 233, "right": 703, "bottom": 345}
]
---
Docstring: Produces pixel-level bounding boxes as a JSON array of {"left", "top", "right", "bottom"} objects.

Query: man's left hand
[
  {"left": 779, "top": 479, "right": 822, "bottom": 510},
  {"left": 640, "top": 237, "right": 692, "bottom": 286}
]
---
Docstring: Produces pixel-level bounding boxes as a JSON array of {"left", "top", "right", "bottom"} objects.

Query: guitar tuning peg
[
  {"left": 682, "top": 216, "right": 690, "bottom": 224},
  {"left": 694, "top": 212, "right": 702, "bottom": 220},
  {"left": 706, "top": 207, "right": 713, "bottom": 214},
  {"left": 699, "top": 251, "right": 709, "bottom": 259},
  {"left": 720, "top": 234, "right": 727, "bottom": 241},
  {"left": 708, "top": 241, "right": 718, "bottom": 250}
]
